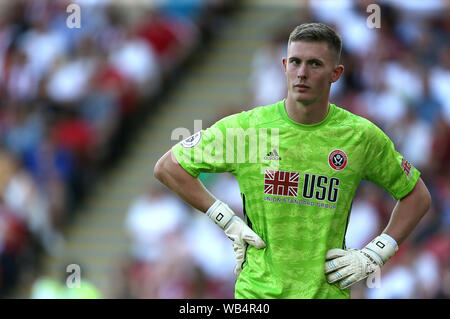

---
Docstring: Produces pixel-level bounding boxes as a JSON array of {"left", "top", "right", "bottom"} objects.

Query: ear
[
  {"left": 282, "top": 57, "right": 287, "bottom": 73},
  {"left": 330, "top": 64, "right": 344, "bottom": 83}
]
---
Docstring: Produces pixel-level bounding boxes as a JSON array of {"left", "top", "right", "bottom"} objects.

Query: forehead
[{"left": 287, "top": 41, "right": 333, "bottom": 61}]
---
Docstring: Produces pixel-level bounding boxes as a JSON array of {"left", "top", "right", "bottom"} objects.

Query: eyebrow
[{"left": 288, "top": 57, "right": 324, "bottom": 64}]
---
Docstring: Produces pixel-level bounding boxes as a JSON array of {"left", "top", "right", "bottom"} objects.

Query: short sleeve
[
  {"left": 362, "top": 124, "right": 420, "bottom": 200},
  {"left": 171, "top": 114, "right": 241, "bottom": 178}
]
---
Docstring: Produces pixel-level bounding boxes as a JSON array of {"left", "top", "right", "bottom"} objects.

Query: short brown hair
[{"left": 288, "top": 23, "right": 342, "bottom": 62}]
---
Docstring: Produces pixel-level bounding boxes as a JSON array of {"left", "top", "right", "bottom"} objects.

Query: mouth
[{"left": 294, "top": 84, "right": 310, "bottom": 91}]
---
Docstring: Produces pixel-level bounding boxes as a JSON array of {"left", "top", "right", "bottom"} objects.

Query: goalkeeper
[{"left": 154, "top": 23, "right": 431, "bottom": 298}]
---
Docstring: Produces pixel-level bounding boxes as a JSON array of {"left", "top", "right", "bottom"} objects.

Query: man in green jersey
[{"left": 154, "top": 23, "right": 431, "bottom": 298}]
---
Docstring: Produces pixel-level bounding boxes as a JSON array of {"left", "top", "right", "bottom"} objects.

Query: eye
[{"left": 311, "top": 60, "right": 322, "bottom": 67}]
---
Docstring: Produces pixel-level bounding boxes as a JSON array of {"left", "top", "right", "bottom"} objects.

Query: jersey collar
[{"left": 278, "top": 99, "right": 335, "bottom": 129}]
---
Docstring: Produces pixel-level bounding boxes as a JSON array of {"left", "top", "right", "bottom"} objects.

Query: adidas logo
[{"left": 264, "top": 149, "right": 281, "bottom": 161}]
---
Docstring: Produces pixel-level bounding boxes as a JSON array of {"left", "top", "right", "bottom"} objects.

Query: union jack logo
[
  {"left": 264, "top": 170, "right": 299, "bottom": 197},
  {"left": 401, "top": 158, "right": 412, "bottom": 179}
]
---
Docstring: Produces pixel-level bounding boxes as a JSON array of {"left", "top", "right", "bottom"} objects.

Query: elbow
[
  {"left": 421, "top": 185, "right": 432, "bottom": 216},
  {"left": 154, "top": 156, "right": 167, "bottom": 183},
  {"left": 154, "top": 150, "right": 178, "bottom": 184},
  {"left": 402, "top": 178, "right": 432, "bottom": 218},
  {"left": 416, "top": 178, "right": 432, "bottom": 217}
]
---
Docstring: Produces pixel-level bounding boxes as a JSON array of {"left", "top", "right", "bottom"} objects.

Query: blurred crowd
[
  {"left": 0, "top": 0, "right": 236, "bottom": 297},
  {"left": 123, "top": 176, "right": 239, "bottom": 298},
  {"left": 123, "top": 0, "right": 450, "bottom": 299}
]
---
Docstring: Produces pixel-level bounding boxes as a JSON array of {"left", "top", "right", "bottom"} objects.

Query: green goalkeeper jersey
[{"left": 172, "top": 100, "right": 420, "bottom": 299}]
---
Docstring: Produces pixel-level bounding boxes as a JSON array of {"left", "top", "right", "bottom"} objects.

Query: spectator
[
  {"left": 389, "top": 106, "right": 433, "bottom": 171},
  {"left": 2, "top": 153, "right": 63, "bottom": 255},
  {"left": 209, "top": 173, "right": 243, "bottom": 215},
  {"left": 360, "top": 78, "right": 407, "bottom": 131},
  {"left": 249, "top": 34, "right": 287, "bottom": 107},
  {"left": 0, "top": 186, "right": 28, "bottom": 297},
  {"left": 23, "top": 126, "right": 75, "bottom": 230},
  {"left": 345, "top": 184, "right": 381, "bottom": 249},
  {"left": 413, "top": 70, "right": 442, "bottom": 126},
  {"left": 412, "top": 248, "right": 441, "bottom": 298},
  {"left": 108, "top": 30, "right": 161, "bottom": 96},
  {"left": 124, "top": 185, "right": 190, "bottom": 263},
  {"left": 430, "top": 47, "right": 450, "bottom": 124},
  {"left": 17, "top": 19, "right": 68, "bottom": 84},
  {"left": 135, "top": 8, "right": 199, "bottom": 73},
  {"left": 1, "top": 49, "right": 38, "bottom": 101},
  {"left": 2, "top": 101, "right": 45, "bottom": 158},
  {"left": 184, "top": 211, "right": 235, "bottom": 297}
]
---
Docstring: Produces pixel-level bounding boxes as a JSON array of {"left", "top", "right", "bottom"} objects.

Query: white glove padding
[
  {"left": 324, "top": 234, "right": 398, "bottom": 289},
  {"left": 206, "top": 200, "right": 266, "bottom": 277}
]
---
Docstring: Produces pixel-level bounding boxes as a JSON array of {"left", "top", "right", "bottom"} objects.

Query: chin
[
  {"left": 292, "top": 89, "right": 323, "bottom": 105},
  {"left": 294, "top": 95, "right": 315, "bottom": 105}
]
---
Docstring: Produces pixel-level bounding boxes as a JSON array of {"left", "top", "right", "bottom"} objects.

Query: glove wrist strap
[
  {"left": 364, "top": 234, "right": 398, "bottom": 265},
  {"left": 206, "top": 200, "right": 235, "bottom": 229}
]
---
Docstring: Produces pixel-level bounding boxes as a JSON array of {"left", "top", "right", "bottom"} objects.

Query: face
[{"left": 282, "top": 41, "right": 343, "bottom": 105}]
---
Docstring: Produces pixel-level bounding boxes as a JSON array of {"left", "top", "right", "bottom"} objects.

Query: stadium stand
[{"left": 0, "top": 0, "right": 238, "bottom": 298}]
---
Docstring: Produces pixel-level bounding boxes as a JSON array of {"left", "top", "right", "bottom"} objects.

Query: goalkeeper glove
[
  {"left": 206, "top": 200, "right": 266, "bottom": 277},
  {"left": 324, "top": 234, "right": 398, "bottom": 289}
]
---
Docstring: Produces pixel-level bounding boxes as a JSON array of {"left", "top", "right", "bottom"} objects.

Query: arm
[
  {"left": 154, "top": 148, "right": 266, "bottom": 277},
  {"left": 382, "top": 177, "right": 431, "bottom": 245},
  {"left": 154, "top": 149, "right": 216, "bottom": 213}
]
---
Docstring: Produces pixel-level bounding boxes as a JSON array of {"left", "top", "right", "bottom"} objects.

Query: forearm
[
  {"left": 382, "top": 177, "right": 431, "bottom": 245},
  {"left": 154, "top": 149, "right": 216, "bottom": 213}
]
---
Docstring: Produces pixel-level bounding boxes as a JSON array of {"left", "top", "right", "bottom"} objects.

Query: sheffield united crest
[{"left": 328, "top": 149, "right": 348, "bottom": 171}]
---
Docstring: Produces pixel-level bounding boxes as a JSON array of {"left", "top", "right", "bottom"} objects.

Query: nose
[{"left": 297, "top": 63, "right": 308, "bottom": 79}]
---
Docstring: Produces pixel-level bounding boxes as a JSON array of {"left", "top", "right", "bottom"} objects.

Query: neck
[{"left": 285, "top": 95, "right": 330, "bottom": 125}]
